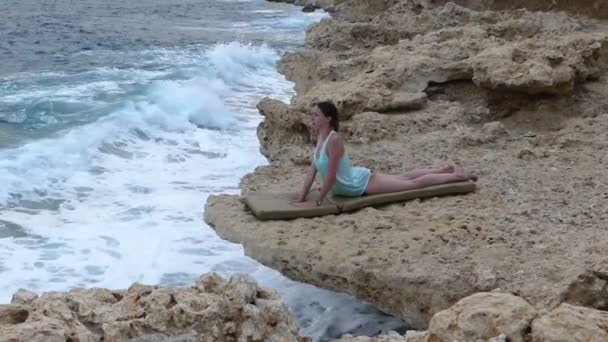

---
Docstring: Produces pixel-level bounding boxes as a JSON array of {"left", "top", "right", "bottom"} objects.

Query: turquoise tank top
[{"left": 313, "top": 131, "right": 371, "bottom": 197}]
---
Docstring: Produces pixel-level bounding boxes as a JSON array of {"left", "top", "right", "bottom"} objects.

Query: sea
[{"left": 0, "top": 0, "right": 406, "bottom": 340}]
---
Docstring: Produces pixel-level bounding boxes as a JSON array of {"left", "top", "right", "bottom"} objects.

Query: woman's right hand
[
  {"left": 294, "top": 187, "right": 319, "bottom": 203},
  {"left": 293, "top": 199, "right": 317, "bottom": 208}
]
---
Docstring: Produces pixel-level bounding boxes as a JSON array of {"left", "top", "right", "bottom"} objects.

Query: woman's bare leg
[
  {"left": 366, "top": 172, "right": 475, "bottom": 196},
  {"left": 399, "top": 165, "right": 454, "bottom": 180}
]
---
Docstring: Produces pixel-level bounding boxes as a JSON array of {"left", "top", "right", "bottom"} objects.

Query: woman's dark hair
[{"left": 316, "top": 101, "right": 339, "bottom": 132}]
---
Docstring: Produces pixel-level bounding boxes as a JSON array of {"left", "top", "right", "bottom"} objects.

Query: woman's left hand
[{"left": 292, "top": 199, "right": 317, "bottom": 208}]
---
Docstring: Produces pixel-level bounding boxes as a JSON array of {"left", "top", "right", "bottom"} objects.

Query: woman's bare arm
[
  {"left": 318, "top": 135, "right": 343, "bottom": 203},
  {"left": 297, "top": 163, "right": 317, "bottom": 202}
]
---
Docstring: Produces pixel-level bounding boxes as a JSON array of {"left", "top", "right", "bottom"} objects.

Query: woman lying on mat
[{"left": 293, "top": 101, "right": 477, "bottom": 208}]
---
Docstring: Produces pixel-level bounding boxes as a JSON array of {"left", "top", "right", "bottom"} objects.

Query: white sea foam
[{"left": 0, "top": 43, "right": 283, "bottom": 298}]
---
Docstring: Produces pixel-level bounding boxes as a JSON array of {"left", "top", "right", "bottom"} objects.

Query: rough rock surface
[
  {"left": 205, "top": 0, "right": 608, "bottom": 333},
  {"left": 267, "top": 0, "right": 345, "bottom": 13},
  {"left": 0, "top": 273, "right": 308, "bottom": 342},
  {"left": 270, "top": 0, "right": 608, "bottom": 19},
  {"left": 532, "top": 303, "right": 608, "bottom": 342},
  {"left": 418, "top": 292, "right": 536, "bottom": 342},
  {"left": 334, "top": 292, "right": 608, "bottom": 341},
  {"left": 335, "top": 330, "right": 422, "bottom": 342},
  {"left": 261, "top": 0, "right": 608, "bottom": 161}
]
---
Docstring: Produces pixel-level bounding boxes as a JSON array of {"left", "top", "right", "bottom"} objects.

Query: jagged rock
[
  {"left": 367, "top": 93, "right": 428, "bottom": 112},
  {"left": 422, "top": 292, "right": 537, "bottom": 342},
  {"left": 460, "top": 121, "right": 509, "bottom": 146},
  {"left": 305, "top": 21, "right": 402, "bottom": 51},
  {"left": 561, "top": 270, "right": 608, "bottom": 310},
  {"left": 207, "top": 0, "right": 608, "bottom": 337},
  {"left": 266, "top": 0, "right": 341, "bottom": 12},
  {"left": 440, "top": 0, "right": 608, "bottom": 19},
  {"left": 0, "top": 305, "right": 29, "bottom": 326},
  {"left": 0, "top": 273, "right": 309, "bottom": 342},
  {"left": 341, "top": 112, "right": 398, "bottom": 144},
  {"left": 532, "top": 303, "right": 608, "bottom": 341},
  {"left": 275, "top": 2, "right": 608, "bottom": 120},
  {"left": 302, "top": 4, "right": 321, "bottom": 12},
  {"left": 335, "top": 330, "right": 413, "bottom": 341},
  {"left": 256, "top": 97, "right": 312, "bottom": 162},
  {"left": 334, "top": 295, "right": 608, "bottom": 342},
  {"left": 10, "top": 290, "right": 38, "bottom": 305}
]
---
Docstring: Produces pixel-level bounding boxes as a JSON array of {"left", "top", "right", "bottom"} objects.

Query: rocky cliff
[{"left": 204, "top": 0, "right": 608, "bottom": 336}]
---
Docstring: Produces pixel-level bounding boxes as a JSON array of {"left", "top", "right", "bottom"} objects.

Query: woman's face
[{"left": 311, "top": 106, "right": 329, "bottom": 131}]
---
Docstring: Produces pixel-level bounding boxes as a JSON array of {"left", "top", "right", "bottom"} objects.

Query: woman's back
[{"left": 313, "top": 131, "right": 371, "bottom": 197}]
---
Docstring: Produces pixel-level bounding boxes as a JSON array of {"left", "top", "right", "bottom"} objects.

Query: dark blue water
[{"left": 0, "top": 1, "right": 407, "bottom": 340}]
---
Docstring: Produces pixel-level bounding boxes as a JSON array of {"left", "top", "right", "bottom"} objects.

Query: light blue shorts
[{"left": 331, "top": 167, "right": 372, "bottom": 197}]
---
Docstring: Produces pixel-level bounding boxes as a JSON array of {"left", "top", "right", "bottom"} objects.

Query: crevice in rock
[
  {"left": 0, "top": 306, "right": 29, "bottom": 325},
  {"left": 563, "top": 270, "right": 608, "bottom": 311},
  {"left": 112, "top": 292, "right": 124, "bottom": 302},
  {"left": 166, "top": 294, "right": 178, "bottom": 309}
]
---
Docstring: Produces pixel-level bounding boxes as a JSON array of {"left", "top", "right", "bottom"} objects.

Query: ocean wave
[{"left": 0, "top": 42, "right": 284, "bottom": 205}]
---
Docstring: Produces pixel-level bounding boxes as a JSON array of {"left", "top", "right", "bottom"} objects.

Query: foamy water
[
  {"left": 0, "top": 41, "right": 283, "bottom": 299},
  {"left": 0, "top": 1, "right": 406, "bottom": 340}
]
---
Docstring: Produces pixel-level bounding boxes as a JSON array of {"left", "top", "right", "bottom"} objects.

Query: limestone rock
[
  {"left": 367, "top": 93, "right": 428, "bottom": 113},
  {"left": 460, "top": 121, "right": 509, "bottom": 146},
  {"left": 10, "top": 290, "right": 38, "bottom": 305},
  {"left": 333, "top": 298, "right": 608, "bottom": 342},
  {"left": 532, "top": 303, "right": 608, "bottom": 342},
  {"left": 334, "top": 330, "right": 412, "bottom": 341},
  {"left": 266, "top": 0, "right": 342, "bottom": 12},
  {"left": 440, "top": 0, "right": 608, "bottom": 19},
  {"left": 256, "top": 97, "right": 312, "bottom": 162},
  {"left": 207, "top": 85, "right": 608, "bottom": 332},
  {"left": 562, "top": 270, "right": 608, "bottom": 310},
  {"left": 271, "top": 4, "right": 608, "bottom": 123},
  {"left": 0, "top": 273, "right": 309, "bottom": 342},
  {"left": 341, "top": 111, "right": 400, "bottom": 144},
  {"left": 207, "top": 0, "right": 608, "bottom": 331},
  {"left": 305, "top": 21, "right": 401, "bottom": 52},
  {"left": 0, "top": 305, "right": 29, "bottom": 326},
  {"left": 424, "top": 292, "right": 537, "bottom": 342},
  {"left": 208, "top": 0, "right": 608, "bottom": 337}
]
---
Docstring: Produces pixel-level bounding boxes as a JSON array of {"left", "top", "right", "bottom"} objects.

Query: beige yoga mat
[
  {"left": 244, "top": 181, "right": 476, "bottom": 221},
  {"left": 334, "top": 181, "right": 477, "bottom": 212},
  {"left": 243, "top": 191, "right": 340, "bottom": 221}
]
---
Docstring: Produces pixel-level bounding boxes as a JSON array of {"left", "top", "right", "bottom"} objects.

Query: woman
[{"left": 294, "top": 101, "right": 477, "bottom": 208}]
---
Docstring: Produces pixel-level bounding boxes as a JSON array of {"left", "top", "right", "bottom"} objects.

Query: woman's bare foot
[
  {"left": 439, "top": 165, "right": 455, "bottom": 174},
  {"left": 454, "top": 165, "right": 478, "bottom": 181},
  {"left": 454, "top": 165, "right": 466, "bottom": 174}
]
